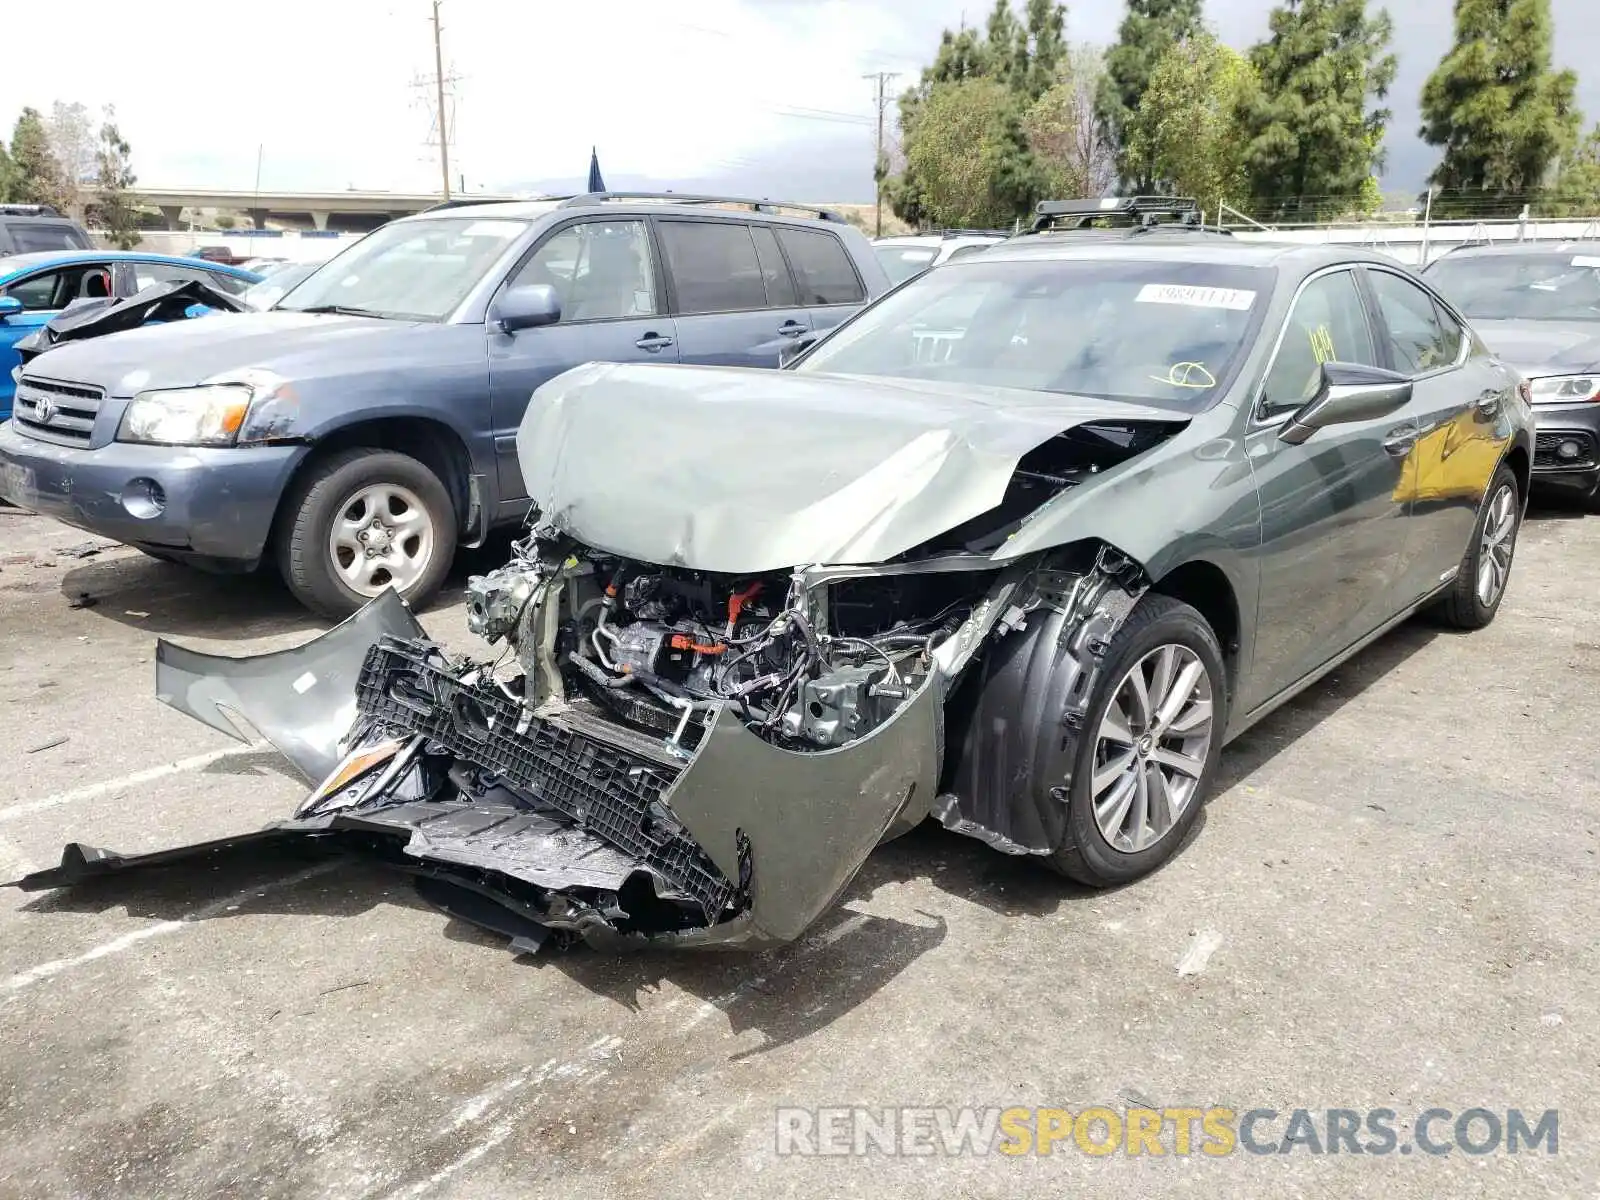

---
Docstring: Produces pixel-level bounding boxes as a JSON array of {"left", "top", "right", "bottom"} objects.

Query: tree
[
  {"left": 887, "top": 1, "right": 1067, "bottom": 226},
  {"left": 94, "top": 110, "right": 141, "bottom": 249},
  {"left": 1025, "top": 45, "right": 1119, "bottom": 201},
  {"left": 903, "top": 78, "right": 1039, "bottom": 228},
  {"left": 1238, "top": 0, "right": 1397, "bottom": 221},
  {"left": 1419, "top": 0, "right": 1581, "bottom": 215},
  {"left": 1123, "top": 32, "right": 1259, "bottom": 209},
  {"left": 1548, "top": 124, "right": 1600, "bottom": 216},
  {"left": 1097, "top": 0, "right": 1204, "bottom": 189},
  {"left": 9, "top": 107, "right": 67, "bottom": 209},
  {"left": 46, "top": 101, "right": 96, "bottom": 218},
  {"left": 0, "top": 141, "right": 17, "bottom": 203}
]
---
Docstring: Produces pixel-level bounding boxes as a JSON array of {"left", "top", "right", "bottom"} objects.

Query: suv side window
[
  {"left": 508, "top": 219, "right": 657, "bottom": 322},
  {"left": 3, "top": 222, "right": 90, "bottom": 253},
  {"left": 748, "top": 225, "right": 797, "bottom": 307},
  {"left": 1260, "top": 270, "right": 1381, "bottom": 417},
  {"left": 776, "top": 227, "right": 865, "bottom": 306},
  {"left": 658, "top": 220, "right": 769, "bottom": 314},
  {"left": 1368, "top": 269, "right": 1461, "bottom": 374}
]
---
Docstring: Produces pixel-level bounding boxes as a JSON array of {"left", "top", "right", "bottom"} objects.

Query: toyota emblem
[{"left": 33, "top": 396, "right": 56, "bottom": 424}]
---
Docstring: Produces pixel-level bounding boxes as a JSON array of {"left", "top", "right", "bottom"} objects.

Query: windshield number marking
[{"left": 1136, "top": 283, "right": 1257, "bottom": 310}]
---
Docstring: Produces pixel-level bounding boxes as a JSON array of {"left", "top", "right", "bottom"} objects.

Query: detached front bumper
[
  {"left": 1531, "top": 404, "right": 1600, "bottom": 495},
  {"left": 0, "top": 419, "right": 302, "bottom": 565},
  {"left": 8, "top": 591, "right": 939, "bottom": 952}
]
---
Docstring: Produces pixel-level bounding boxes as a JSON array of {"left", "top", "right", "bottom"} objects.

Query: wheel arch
[
  {"left": 267, "top": 415, "right": 478, "bottom": 553},
  {"left": 1149, "top": 557, "right": 1243, "bottom": 703}
]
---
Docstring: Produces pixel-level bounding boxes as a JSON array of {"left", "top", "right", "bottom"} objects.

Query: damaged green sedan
[{"left": 10, "top": 234, "right": 1535, "bottom": 952}]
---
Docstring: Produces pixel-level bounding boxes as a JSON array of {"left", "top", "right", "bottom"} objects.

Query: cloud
[{"left": 0, "top": 0, "right": 1594, "bottom": 203}]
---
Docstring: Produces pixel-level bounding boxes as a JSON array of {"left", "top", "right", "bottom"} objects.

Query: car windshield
[
  {"left": 796, "top": 257, "right": 1272, "bottom": 410},
  {"left": 276, "top": 217, "right": 530, "bottom": 321},
  {"left": 1425, "top": 253, "right": 1600, "bottom": 321},
  {"left": 875, "top": 244, "right": 939, "bottom": 285}
]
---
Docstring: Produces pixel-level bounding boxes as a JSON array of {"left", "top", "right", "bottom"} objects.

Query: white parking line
[
  {"left": 3, "top": 860, "right": 336, "bottom": 994},
  {"left": 0, "top": 743, "right": 269, "bottom": 825}
]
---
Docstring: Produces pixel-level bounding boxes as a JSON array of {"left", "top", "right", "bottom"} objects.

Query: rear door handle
[
  {"left": 635, "top": 333, "right": 673, "bottom": 351},
  {"left": 777, "top": 320, "right": 806, "bottom": 338},
  {"left": 1382, "top": 424, "right": 1418, "bottom": 456}
]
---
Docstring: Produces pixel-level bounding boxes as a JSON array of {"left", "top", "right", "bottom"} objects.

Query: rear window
[
  {"left": 797, "top": 257, "right": 1272, "bottom": 411},
  {"left": 777, "top": 227, "right": 865, "bottom": 305},
  {"left": 658, "top": 220, "right": 769, "bottom": 314},
  {"left": 5, "top": 222, "right": 90, "bottom": 253},
  {"left": 1425, "top": 253, "right": 1600, "bottom": 321}
]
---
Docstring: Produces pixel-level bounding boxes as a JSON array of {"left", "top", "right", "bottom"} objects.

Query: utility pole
[
  {"left": 431, "top": 0, "right": 451, "bottom": 201},
  {"left": 864, "top": 71, "right": 898, "bottom": 237}
]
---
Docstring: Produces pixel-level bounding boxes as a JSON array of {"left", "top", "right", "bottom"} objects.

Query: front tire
[
  {"left": 1436, "top": 465, "right": 1519, "bottom": 630},
  {"left": 1049, "top": 595, "right": 1227, "bottom": 888},
  {"left": 276, "top": 448, "right": 456, "bottom": 621}
]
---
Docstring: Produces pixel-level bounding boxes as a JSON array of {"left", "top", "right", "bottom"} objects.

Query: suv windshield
[
  {"left": 796, "top": 257, "right": 1271, "bottom": 410},
  {"left": 1425, "top": 253, "right": 1600, "bottom": 321},
  {"left": 277, "top": 216, "right": 530, "bottom": 321}
]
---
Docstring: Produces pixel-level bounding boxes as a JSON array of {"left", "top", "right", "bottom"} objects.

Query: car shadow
[
  {"left": 55, "top": 533, "right": 519, "bottom": 642},
  {"left": 1524, "top": 493, "right": 1592, "bottom": 523}
]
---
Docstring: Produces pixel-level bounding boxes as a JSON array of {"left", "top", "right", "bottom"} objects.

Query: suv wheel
[{"left": 276, "top": 448, "right": 456, "bottom": 620}]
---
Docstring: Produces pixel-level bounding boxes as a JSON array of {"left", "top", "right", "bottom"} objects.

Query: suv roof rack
[
  {"left": 419, "top": 196, "right": 533, "bottom": 213},
  {"left": 0, "top": 203, "right": 64, "bottom": 217},
  {"left": 557, "top": 191, "right": 845, "bottom": 223},
  {"left": 1027, "top": 195, "right": 1210, "bottom": 234},
  {"left": 903, "top": 227, "right": 1010, "bottom": 240}
]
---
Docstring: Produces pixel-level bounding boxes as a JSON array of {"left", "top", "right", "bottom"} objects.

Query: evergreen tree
[
  {"left": 1419, "top": 0, "right": 1580, "bottom": 214},
  {"left": 887, "top": 1, "right": 1067, "bottom": 226},
  {"left": 10, "top": 107, "right": 68, "bottom": 210},
  {"left": 1238, "top": 0, "right": 1397, "bottom": 220},
  {"left": 94, "top": 112, "right": 141, "bottom": 249},
  {"left": 1549, "top": 125, "right": 1600, "bottom": 216},
  {"left": 0, "top": 141, "right": 17, "bottom": 204},
  {"left": 1097, "top": 0, "right": 1204, "bottom": 189}
]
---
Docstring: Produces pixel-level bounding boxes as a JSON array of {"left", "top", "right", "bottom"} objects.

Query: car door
[
  {"left": 1363, "top": 266, "right": 1515, "bottom": 603},
  {"left": 774, "top": 224, "right": 869, "bottom": 336},
  {"left": 486, "top": 217, "right": 679, "bottom": 502},
  {"left": 0, "top": 263, "right": 112, "bottom": 417},
  {"left": 654, "top": 218, "right": 812, "bottom": 366},
  {"left": 1242, "top": 266, "right": 1415, "bottom": 711}
]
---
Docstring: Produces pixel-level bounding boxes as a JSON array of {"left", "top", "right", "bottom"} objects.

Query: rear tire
[
  {"left": 1048, "top": 595, "right": 1227, "bottom": 888},
  {"left": 275, "top": 448, "right": 456, "bottom": 621},
  {"left": 1436, "top": 465, "right": 1519, "bottom": 630}
]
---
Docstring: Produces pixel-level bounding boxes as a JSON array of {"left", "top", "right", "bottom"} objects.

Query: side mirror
[
  {"left": 494, "top": 284, "right": 561, "bottom": 333},
  {"left": 778, "top": 334, "right": 819, "bottom": 368},
  {"left": 0, "top": 296, "right": 22, "bottom": 320},
  {"left": 1279, "top": 361, "right": 1413, "bottom": 445}
]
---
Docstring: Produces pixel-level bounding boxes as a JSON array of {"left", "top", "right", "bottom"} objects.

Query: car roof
[
  {"left": 1427, "top": 241, "right": 1600, "bottom": 262},
  {"left": 0, "top": 250, "right": 261, "bottom": 280},
  {"left": 977, "top": 237, "right": 1405, "bottom": 275}
]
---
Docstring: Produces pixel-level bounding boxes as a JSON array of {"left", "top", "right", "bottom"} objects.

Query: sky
[{"left": 1, "top": 0, "right": 1597, "bottom": 205}]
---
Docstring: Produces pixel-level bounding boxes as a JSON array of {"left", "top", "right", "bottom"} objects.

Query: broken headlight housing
[
  {"left": 117, "top": 384, "right": 255, "bottom": 446},
  {"left": 1528, "top": 375, "right": 1600, "bottom": 405}
]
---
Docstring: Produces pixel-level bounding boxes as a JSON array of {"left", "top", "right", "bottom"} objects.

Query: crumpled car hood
[
  {"left": 18, "top": 310, "right": 434, "bottom": 396},
  {"left": 518, "top": 361, "right": 1188, "bottom": 574},
  {"left": 1473, "top": 318, "right": 1600, "bottom": 376}
]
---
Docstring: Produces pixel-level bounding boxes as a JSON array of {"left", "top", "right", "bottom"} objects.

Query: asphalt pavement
[{"left": 0, "top": 501, "right": 1595, "bottom": 1199}]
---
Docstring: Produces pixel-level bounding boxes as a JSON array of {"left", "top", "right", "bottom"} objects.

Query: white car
[{"left": 872, "top": 230, "right": 1008, "bottom": 285}]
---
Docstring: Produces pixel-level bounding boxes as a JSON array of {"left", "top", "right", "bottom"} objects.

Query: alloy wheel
[
  {"left": 1090, "top": 643, "right": 1216, "bottom": 854},
  {"left": 1475, "top": 482, "right": 1517, "bottom": 608},
  {"left": 328, "top": 482, "right": 436, "bottom": 597}
]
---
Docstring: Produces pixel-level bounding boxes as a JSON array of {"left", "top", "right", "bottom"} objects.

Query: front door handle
[
  {"left": 635, "top": 333, "right": 674, "bottom": 351},
  {"left": 1382, "top": 424, "right": 1418, "bottom": 456},
  {"left": 777, "top": 321, "right": 806, "bottom": 338}
]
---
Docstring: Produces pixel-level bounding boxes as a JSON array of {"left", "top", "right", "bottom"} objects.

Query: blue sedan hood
[{"left": 18, "top": 311, "right": 442, "bottom": 396}]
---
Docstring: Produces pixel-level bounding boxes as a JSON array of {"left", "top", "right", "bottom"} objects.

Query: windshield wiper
[{"left": 291, "top": 304, "right": 388, "bottom": 318}]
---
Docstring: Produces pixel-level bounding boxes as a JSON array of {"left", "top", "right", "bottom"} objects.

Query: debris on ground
[
  {"left": 67, "top": 593, "right": 98, "bottom": 610},
  {"left": 58, "top": 543, "right": 106, "bottom": 560},
  {"left": 25, "top": 736, "right": 69, "bottom": 754}
]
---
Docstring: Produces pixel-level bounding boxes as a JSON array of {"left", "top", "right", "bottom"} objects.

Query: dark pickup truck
[{"left": 0, "top": 193, "right": 890, "bottom": 617}]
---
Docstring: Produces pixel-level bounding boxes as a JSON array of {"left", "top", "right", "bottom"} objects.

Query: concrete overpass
[{"left": 125, "top": 186, "right": 524, "bottom": 232}]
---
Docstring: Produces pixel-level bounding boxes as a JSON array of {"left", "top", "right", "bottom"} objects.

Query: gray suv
[{"left": 0, "top": 193, "right": 888, "bottom": 617}]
